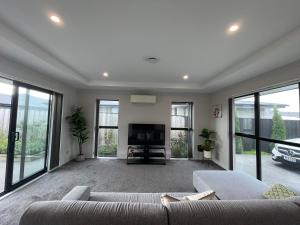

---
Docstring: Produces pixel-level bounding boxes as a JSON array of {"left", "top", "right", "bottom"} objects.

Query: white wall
[
  {"left": 210, "top": 60, "right": 300, "bottom": 169},
  {"left": 0, "top": 54, "right": 79, "bottom": 166},
  {"left": 78, "top": 90, "right": 211, "bottom": 159},
  {"left": 3, "top": 54, "right": 298, "bottom": 168}
]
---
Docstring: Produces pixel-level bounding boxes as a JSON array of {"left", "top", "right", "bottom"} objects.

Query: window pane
[
  {"left": 234, "top": 96, "right": 255, "bottom": 134},
  {"left": 260, "top": 84, "right": 300, "bottom": 144},
  {"left": 235, "top": 136, "right": 256, "bottom": 178},
  {"left": 99, "top": 100, "right": 119, "bottom": 127},
  {"left": 98, "top": 100, "right": 119, "bottom": 157},
  {"left": 0, "top": 79, "right": 12, "bottom": 193},
  {"left": 171, "top": 103, "right": 191, "bottom": 128},
  {"left": 0, "top": 111, "right": 9, "bottom": 192},
  {"left": 13, "top": 88, "right": 50, "bottom": 184},
  {"left": 98, "top": 128, "right": 118, "bottom": 157},
  {"left": 261, "top": 140, "right": 300, "bottom": 191},
  {"left": 170, "top": 130, "right": 188, "bottom": 158}
]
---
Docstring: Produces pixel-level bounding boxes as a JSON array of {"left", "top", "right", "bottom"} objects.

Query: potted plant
[
  {"left": 198, "top": 128, "right": 215, "bottom": 159},
  {"left": 66, "top": 106, "right": 89, "bottom": 161}
]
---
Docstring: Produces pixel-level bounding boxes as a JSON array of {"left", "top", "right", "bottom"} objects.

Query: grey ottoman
[{"left": 193, "top": 170, "right": 269, "bottom": 200}]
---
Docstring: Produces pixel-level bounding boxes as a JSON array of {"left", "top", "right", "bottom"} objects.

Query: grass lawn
[{"left": 240, "top": 150, "right": 270, "bottom": 156}]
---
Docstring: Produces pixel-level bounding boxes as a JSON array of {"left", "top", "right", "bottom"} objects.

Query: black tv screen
[{"left": 128, "top": 124, "right": 165, "bottom": 146}]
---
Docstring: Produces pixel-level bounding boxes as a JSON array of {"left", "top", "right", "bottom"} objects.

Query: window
[
  {"left": 242, "top": 118, "right": 253, "bottom": 131},
  {"left": 234, "top": 136, "right": 256, "bottom": 178},
  {"left": 259, "top": 84, "right": 300, "bottom": 143},
  {"left": 95, "top": 100, "right": 119, "bottom": 157},
  {"left": 231, "top": 83, "right": 300, "bottom": 190},
  {"left": 234, "top": 95, "right": 256, "bottom": 177},
  {"left": 234, "top": 95, "right": 255, "bottom": 135},
  {"left": 170, "top": 102, "right": 193, "bottom": 158}
]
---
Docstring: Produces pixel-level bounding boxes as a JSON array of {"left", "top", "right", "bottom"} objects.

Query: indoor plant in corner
[
  {"left": 66, "top": 106, "right": 89, "bottom": 162},
  {"left": 198, "top": 128, "right": 216, "bottom": 159}
]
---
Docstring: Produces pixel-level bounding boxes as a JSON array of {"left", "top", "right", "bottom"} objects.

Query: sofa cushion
[
  {"left": 160, "top": 194, "right": 181, "bottom": 205},
  {"left": 89, "top": 192, "right": 194, "bottom": 203},
  {"left": 160, "top": 191, "right": 216, "bottom": 206},
  {"left": 263, "top": 184, "right": 297, "bottom": 199},
  {"left": 183, "top": 191, "right": 216, "bottom": 200},
  {"left": 165, "top": 199, "right": 300, "bottom": 225},
  {"left": 193, "top": 170, "right": 269, "bottom": 200},
  {"left": 20, "top": 201, "right": 168, "bottom": 225},
  {"left": 289, "top": 196, "right": 300, "bottom": 207}
]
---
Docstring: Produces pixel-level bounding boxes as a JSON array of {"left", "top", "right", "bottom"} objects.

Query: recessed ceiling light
[
  {"left": 228, "top": 24, "right": 240, "bottom": 33},
  {"left": 183, "top": 74, "right": 189, "bottom": 80},
  {"left": 49, "top": 14, "right": 63, "bottom": 25},
  {"left": 103, "top": 72, "right": 109, "bottom": 77}
]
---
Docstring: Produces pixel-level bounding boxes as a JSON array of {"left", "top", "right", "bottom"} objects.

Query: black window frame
[
  {"left": 94, "top": 99, "right": 119, "bottom": 157},
  {"left": 229, "top": 82, "right": 300, "bottom": 180},
  {"left": 0, "top": 77, "right": 55, "bottom": 197},
  {"left": 170, "top": 102, "right": 194, "bottom": 158}
]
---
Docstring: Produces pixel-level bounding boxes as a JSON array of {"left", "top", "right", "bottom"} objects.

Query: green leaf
[{"left": 66, "top": 106, "right": 89, "bottom": 145}]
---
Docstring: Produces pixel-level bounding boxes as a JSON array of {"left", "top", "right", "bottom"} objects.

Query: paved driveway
[{"left": 236, "top": 154, "right": 300, "bottom": 191}]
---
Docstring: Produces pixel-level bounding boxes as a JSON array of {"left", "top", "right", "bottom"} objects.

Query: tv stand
[{"left": 127, "top": 145, "right": 166, "bottom": 165}]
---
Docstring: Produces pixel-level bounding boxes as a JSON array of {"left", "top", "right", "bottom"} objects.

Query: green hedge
[
  {"left": 171, "top": 132, "right": 188, "bottom": 158},
  {"left": 0, "top": 121, "right": 47, "bottom": 155},
  {"left": 0, "top": 129, "right": 8, "bottom": 154},
  {"left": 98, "top": 144, "right": 117, "bottom": 156}
]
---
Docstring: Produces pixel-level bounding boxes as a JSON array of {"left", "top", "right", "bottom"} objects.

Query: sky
[
  {"left": 260, "top": 89, "right": 299, "bottom": 112},
  {"left": 0, "top": 82, "right": 13, "bottom": 95},
  {"left": 237, "top": 88, "right": 299, "bottom": 112}
]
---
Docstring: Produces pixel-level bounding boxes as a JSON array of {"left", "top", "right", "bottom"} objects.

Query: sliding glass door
[
  {"left": 11, "top": 84, "right": 51, "bottom": 184},
  {"left": 0, "top": 79, "right": 52, "bottom": 196},
  {"left": 231, "top": 83, "right": 300, "bottom": 190},
  {"left": 0, "top": 78, "right": 13, "bottom": 193}
]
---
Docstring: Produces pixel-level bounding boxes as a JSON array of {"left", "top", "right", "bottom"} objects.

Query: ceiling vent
[
  {"left": 130, "top": 95, "right": 156, "bottom": 104},
  {"left": 144, "top": 57, "right": 160, "bottom": 64}
]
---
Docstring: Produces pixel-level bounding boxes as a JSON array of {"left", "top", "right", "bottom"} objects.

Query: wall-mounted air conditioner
[{"left": 130, "top": 95, "right": 156, "bottom": 104}]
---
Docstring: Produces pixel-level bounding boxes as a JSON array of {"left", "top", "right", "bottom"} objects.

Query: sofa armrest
[
  {"left": 289, "top": 196, "right": 300, "bottom": 207},
  {"left": 61, "top": 186, "right": 90, "bottom": 201},
  {"left": 20, "top": 201, "right": 168, "bottom": 225}
]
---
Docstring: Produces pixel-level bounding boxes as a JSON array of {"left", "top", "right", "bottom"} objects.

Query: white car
[{"left": 272, "top": 138, "right": 300, "bottom": 165}]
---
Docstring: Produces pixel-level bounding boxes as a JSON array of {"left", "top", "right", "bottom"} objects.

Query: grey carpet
[{"left": 0, "top": 158, "right": 221, "bottom": 225}]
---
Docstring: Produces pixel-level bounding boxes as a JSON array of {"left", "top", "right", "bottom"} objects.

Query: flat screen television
[{"left": 128, "top": 124, "right": 165, "bottom": 146}]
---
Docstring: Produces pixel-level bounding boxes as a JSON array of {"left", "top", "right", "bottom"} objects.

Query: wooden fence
[{"left": 239, "top": 118, "right": 300, "bottom": 151}]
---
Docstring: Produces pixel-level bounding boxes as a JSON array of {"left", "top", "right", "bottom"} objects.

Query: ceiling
[{"left": 0, "top": 0, "right": 300, "bottom": 92}]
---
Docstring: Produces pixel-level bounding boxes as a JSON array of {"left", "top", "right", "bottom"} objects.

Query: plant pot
[
  {"left": 203, "top": 150, "right": 212, "bottom": 159},
  {"left": 197, "top": 145, "right": 203, "bottom": 152},
  {"left": 75, "top": 154, "right": 85, "bottom": 162}
]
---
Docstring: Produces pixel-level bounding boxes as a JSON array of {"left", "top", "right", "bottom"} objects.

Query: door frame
[{"left": 3, "top": 80, "right": 53, "bottom": 194}]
